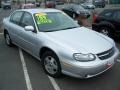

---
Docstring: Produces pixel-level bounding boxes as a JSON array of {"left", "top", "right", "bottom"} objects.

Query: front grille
[{"left": 97, "top": 47, "right": 115, "bottom": 60}]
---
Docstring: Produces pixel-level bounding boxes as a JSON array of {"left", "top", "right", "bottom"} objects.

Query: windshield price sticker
[{"left": 35, "top": 13, "right": 52, "bottom": 24}]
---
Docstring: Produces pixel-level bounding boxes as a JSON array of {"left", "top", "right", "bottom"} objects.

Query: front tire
[{"left": 41, "top": 51, "right": 61, "bottom": 78}]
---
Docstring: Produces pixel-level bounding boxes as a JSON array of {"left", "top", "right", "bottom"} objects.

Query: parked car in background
[
  {"left": 56, "top": 1, "right": 64, "bottom": 5},
  {"left": 35, "top": 2, "right": 41, "bottom": 7},
  {"left": 46, "top": 0, "right": 56, "bottom": 8},
  {"left": 81, "top": 3, "right": 95, "bottom": 9},
  {"left": 62, "top": 4, "right": 90, "bottom": 18},
  {"left": 93, "top": 0, "right": 105, "bottom": 8},
  {"left": 92, "top": 9, "right": 120, "bottom": 38},
  {"left": 62, "top": 4, "right": 90, "bottom": 25},
  {"left": 19, "top": 3, "right": 35, "bottom": 9},
  {"left": 1, "top": 0, "right": 11, "bottom": 9},
  {"left": 3, "top": 8, "right": 119, "bottom": 78}
]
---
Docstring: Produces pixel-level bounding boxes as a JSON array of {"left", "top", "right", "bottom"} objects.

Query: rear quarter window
[{"left": 100, "top": 10, "right": 112, "bottom": 18}]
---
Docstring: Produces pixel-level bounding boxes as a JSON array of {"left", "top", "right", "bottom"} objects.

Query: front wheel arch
[
  {"left": 39, "top": 47, "right": 58, "bottom": 59},
  {"left": 4, "top": 29, "right": 8, "bottom": 37}
]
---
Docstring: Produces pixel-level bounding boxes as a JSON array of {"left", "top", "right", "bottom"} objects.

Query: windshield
[
  {"left": 4, "top": 0, "right": 11, "bottom": 3},
  {"left": 34, "top": 12, "right": 79, "bottom": 32}
]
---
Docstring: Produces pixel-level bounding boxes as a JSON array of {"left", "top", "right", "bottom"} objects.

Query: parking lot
[
  {"left": 0, "top": 33, "right": 120, "bottom": 90},
  {"left": 0, "top": 5, "right": 120, "bottom": 90}
]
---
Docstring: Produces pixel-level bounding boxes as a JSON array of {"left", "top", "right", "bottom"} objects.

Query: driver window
[{"left": 21, "top": 12, "right": 34, "bottom": 27}]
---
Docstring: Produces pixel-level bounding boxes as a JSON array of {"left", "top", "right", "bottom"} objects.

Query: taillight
[{"left": 92, "top": 12, "right": 98, "bottom": 23}]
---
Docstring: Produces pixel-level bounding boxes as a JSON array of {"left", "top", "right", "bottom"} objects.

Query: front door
[{"left": 19, "top": 12, "right": 38, "bottom": 56}]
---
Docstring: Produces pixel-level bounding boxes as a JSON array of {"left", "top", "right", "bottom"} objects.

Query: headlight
[
  {"left": 73, "top": 53, "right": 96, "bottom": 62},
  {"left": 113, "top": 41, "right": 116, "bottom": 47},
  {"left": 76, "top": 11, "right": 80, "bottom": 14}
]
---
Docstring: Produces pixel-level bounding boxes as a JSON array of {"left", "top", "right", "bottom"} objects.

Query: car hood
[
  {"left": 87, "top": 4, "right": 94, "bottom": 7},
  {"left": 77, "top": 9, "right": 89, "bottom": 13},
  {"left": 45, "top": 27, "right": 113, "bottom": 54}
]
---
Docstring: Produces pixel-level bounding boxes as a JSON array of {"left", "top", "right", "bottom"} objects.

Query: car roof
[
  {"left": 21, "top": 3, "right": 35, "bottom": 9},
  {"left": 63, "top": 4, "right": 85, "bottom": 10},
  {"left": 103, "top": 8, "right": 120, "bottom": 12},
  {"left": 22, "top": 3, "right": 34, "bottom": 6},
  {"left": 15, "top": 8, "right": 62, "bottom": 14},
  {"left": 99, "top": 8, "right": 120, "bottom": 15}
]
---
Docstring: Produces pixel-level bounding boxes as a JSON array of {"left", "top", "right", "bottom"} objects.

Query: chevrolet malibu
[{"left": 3, "top": 9, "right": 119, "bottom": 78}]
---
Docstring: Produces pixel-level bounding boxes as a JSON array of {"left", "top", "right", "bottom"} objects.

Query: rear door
[
  {"left": 9, "top": 11, "right": 24, "bottom": 44},
  {"left": 99, "top": 10, "right": 113, "bottom": 22}
]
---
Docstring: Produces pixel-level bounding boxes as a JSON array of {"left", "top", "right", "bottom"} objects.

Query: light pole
[
  {"left": 25, "top": 0, "right": 27, "bottom": 4},
  {"left": 108, "top": 0, "right": 110, "bottom": 4},
  {"left": 44, "top": 0, "right": 46, "bottom": 8},
  {"left": 17, "top": 0, "right": 20, "bottom": 4}
]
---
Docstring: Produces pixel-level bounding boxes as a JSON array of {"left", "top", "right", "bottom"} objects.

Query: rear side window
[
  {"left": 100, "top": 10, "right": 112, "bottom": 17},
  {"left": 10, "top": 11, "right": 23, "bottom": 25}
]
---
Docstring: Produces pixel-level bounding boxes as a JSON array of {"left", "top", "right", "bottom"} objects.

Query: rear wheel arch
[
  {"left": 4, "top": 29, "right": 8, "bottom": 37},
  {"left": 98, "top": 25, "right": 113, "bottom": 32},
  {"left": 98, "top": 21, "right": 115, "bottom": 31},
  {"left": 98, "top": 23, "right": 115, "bottom": 37}
]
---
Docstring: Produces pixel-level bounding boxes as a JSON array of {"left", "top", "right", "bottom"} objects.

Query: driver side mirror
[{"left": 24, "top": 26, "right": 34, "bottom": 32}]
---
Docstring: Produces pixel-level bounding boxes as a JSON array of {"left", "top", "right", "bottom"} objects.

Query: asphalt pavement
[{"left": 0, "top": 34, "right": 27, "bottom": 90}]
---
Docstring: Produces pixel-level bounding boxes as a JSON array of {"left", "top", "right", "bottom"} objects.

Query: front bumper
[
  {"left": 61, "top": 47, "right": 119, "bottom": 78},
  {"left": 3, "top": 5, "right": 11, "bottom": 9}
]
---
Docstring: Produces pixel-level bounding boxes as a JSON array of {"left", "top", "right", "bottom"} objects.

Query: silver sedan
[{"left": 3, "top": 8, "right": 119, "bottom": 78}]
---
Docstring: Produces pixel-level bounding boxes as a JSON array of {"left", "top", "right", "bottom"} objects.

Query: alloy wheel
[{"left": 44, "top": 56, "right": 58, "bottom": 74}]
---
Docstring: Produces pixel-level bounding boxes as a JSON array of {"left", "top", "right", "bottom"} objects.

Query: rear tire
[
  {"left": 4, "top": 31, "right": 13, "bottom": 46},
  {"left": 99, "top": 27, "right": 112, "bottom": 37},
  {"left": 41, "top": 51, "right": 61, "bottom": 78}
]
